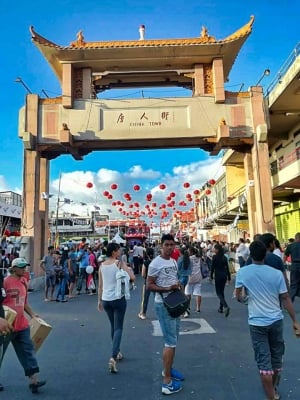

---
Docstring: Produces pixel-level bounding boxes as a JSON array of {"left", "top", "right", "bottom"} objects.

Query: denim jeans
[
  {"left": 56, "top": 274, "right": 69, "bottom": 300},
  {"left": 1, "top": 327, "right": 39, "bottom": 377},
  {"left": 154, "top": 301, "right": 180, "bottom": 348},
  {"left": 77, "top": 268, "right": 87, "bottom": 292},
  {"left": 102, "top": 297, "right": 127, "bottom": 359}
]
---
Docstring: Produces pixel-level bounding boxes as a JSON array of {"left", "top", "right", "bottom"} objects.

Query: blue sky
[{"left": 0, "top": 0, "right": 299, "bottom": 221}]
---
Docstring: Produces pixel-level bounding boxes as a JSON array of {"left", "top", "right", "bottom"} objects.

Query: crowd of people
[{"left": 0, "top": 231, "right": 299, "bottom": 398}]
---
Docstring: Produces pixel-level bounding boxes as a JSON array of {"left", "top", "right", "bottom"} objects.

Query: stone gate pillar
[
  {"left": 21, "top": 94, "right": 49, "bottom": 278},
  {"left": 251, "top": 125, "right": 275, "bottom": 234},
  {"left": 243, "top": 153, "right": 257, "bottom": 237}
]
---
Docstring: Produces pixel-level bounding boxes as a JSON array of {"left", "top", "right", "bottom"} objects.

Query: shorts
[
  {"left": 45, "top": 274, "right": 56, "bottom": 287},
  {"left": 154, "top": 302, "right": 180, "bottom": 348},
  {"left": 68, "top": 272, "right": 76, "bottom": 283},
  {"left": 185, "top": 283, "right": 202, "bottom": 296},
  {"left": 249, "top": 320, "right": 285, "bottom": 374}
]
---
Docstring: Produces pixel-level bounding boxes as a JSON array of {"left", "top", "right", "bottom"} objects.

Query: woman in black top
[{"left": 210, "top": 243, "right": 231, "bottom": 317}]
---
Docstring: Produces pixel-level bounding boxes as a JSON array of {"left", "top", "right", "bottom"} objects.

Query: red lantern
[
  {"left": 86, "top": 182, "right": 93, "bottom": 188},
  {"left": 159, "top": 183, "right": 166, "bottom": 190},
  {"left": 111, "top": 183, "right": 118, "bottom": 190},
  {"left": 183, "top": 182, "right": 190, "bottom": 188},
  {"left": 107, "top": 194, "right": 113, "bottom": 199},
  {"left": 170, "top": 192, "right": 176, "bottom": 198},
  {"left": 103, "top": 191, "right": 109, "bottom": 197},
  {"left": 193, "top": 189, "right": 200, "bottom": 195},
  {"left": 205, "top": 189, "right": 212, "bottom": 195},
  {"left": 208, "top": 179, "right": 216, "bottom": 185},
  {"left": 133, "top": 184, "right": 140, "bottom": 191}
]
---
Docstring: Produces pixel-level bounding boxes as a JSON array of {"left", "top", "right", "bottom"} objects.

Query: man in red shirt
[{"left": 2, "top": 258, "right": 46, "bottom": 393}]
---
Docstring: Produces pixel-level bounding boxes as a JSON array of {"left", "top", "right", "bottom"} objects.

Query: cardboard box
[
  {"left": 30, "top": 317, "right": 52, "bottom": 352},
  {"left": 3, "top": 305, "right": 17, "bottom": 325}
]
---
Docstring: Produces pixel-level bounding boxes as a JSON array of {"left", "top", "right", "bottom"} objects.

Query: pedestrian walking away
[
  {"left": 138, "top": 251, "right": 154, "bottom": 320},
  {"left": 184, "top": 246, "right": 202, "bottom": 315},
  {"left": 210, "top": 243, "right": 231, "bottom": 317},
  {"left": 235, "top": 240, "right": 300, "bottom": 400}
]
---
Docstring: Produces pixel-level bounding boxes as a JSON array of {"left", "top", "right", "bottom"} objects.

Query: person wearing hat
[
  {"left": 1, "top": 258, "right": 46, "bottom": 393},
  {"left": 0, "top": 254, "right": 13, "bottom": 392}
]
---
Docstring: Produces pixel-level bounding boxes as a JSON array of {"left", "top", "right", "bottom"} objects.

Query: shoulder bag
[{"left": 160, "top": 289, "right": 189, "bottom": 318}]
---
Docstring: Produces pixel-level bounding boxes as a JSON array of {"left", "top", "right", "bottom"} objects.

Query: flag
[
  {"left": 107, "top": 208, "right": 112, "bottom": 213},
  {"left": 94, "top": 205, "right": 100, "bottom": 210},
  {"left": 64, "top": 198, "right": 71, "bottom": 204},
  {"left": 80, "top": 202, "right": 87, "bottom": 206}
]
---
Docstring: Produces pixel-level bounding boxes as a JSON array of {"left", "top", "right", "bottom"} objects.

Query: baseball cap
[{"left": 11, "top": 258, "right": 29, "bottom": 268}]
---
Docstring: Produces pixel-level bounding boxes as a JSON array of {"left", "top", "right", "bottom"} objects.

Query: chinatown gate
[{"left": 18, "top": 16, "right": 274, "bottom": 276}]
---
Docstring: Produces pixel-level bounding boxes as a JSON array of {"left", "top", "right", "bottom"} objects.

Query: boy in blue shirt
[{"left": 235, "top": 240, "right": 300, "bottom": 400}]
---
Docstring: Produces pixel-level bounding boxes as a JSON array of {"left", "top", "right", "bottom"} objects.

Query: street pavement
[{"left": 1, "top": 276, "right": 300, "bottom": 400}]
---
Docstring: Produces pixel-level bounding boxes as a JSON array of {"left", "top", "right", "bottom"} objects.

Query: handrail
[{"left": 266, "top": 42, "right": 300, "bottom": 96}]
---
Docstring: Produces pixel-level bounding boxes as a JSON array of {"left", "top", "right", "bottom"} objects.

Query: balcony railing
[
  {"left": 266, "top": 42, "right": 300, "bottom": 96},
  {"left": 276, "top": 146, "right": 300, "bottom": 171}
]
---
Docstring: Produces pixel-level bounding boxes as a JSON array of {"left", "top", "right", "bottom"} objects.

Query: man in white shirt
[{"left": 147, "top": 234, "right": 184, "bottom": 395}]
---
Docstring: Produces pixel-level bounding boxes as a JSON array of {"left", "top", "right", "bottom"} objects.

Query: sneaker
[
  {"left": 162, "top": 380, "right": 182, "bottom": 395},
  {"left": 183, "top": 311, "right": 189, "bottom": 318},
  {"left": 162, "top": 368, "right": 185, "bottom": 381},
  {"left": 274, "top": 388, "right": 281, "bottom": 400},
  {"left": 116, "top": 352, "right": 123, "bottom": 361},
  {"left": 108, "top": 358, "right": 118, "bottom": 373},
  {"left": 224, "top": 307, "right": 230, "bottom": 318},
  {"left": 138, "top": 313, "right": 146, "bottom": 320}
]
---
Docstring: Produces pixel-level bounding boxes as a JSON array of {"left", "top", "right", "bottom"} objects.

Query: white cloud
[
  {"left": 0, "top": 175, "right": 9, "bottom": 192},
  {"left": 0, "top": 176, "right": 22, "bottom": 195},
  {"left": 125, "top": 165, "right": 161, "bottom": 180}
]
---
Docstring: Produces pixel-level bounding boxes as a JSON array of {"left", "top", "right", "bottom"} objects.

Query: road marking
[{"left": 151, "top": 318, "right": 216, "bottom": 336}]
